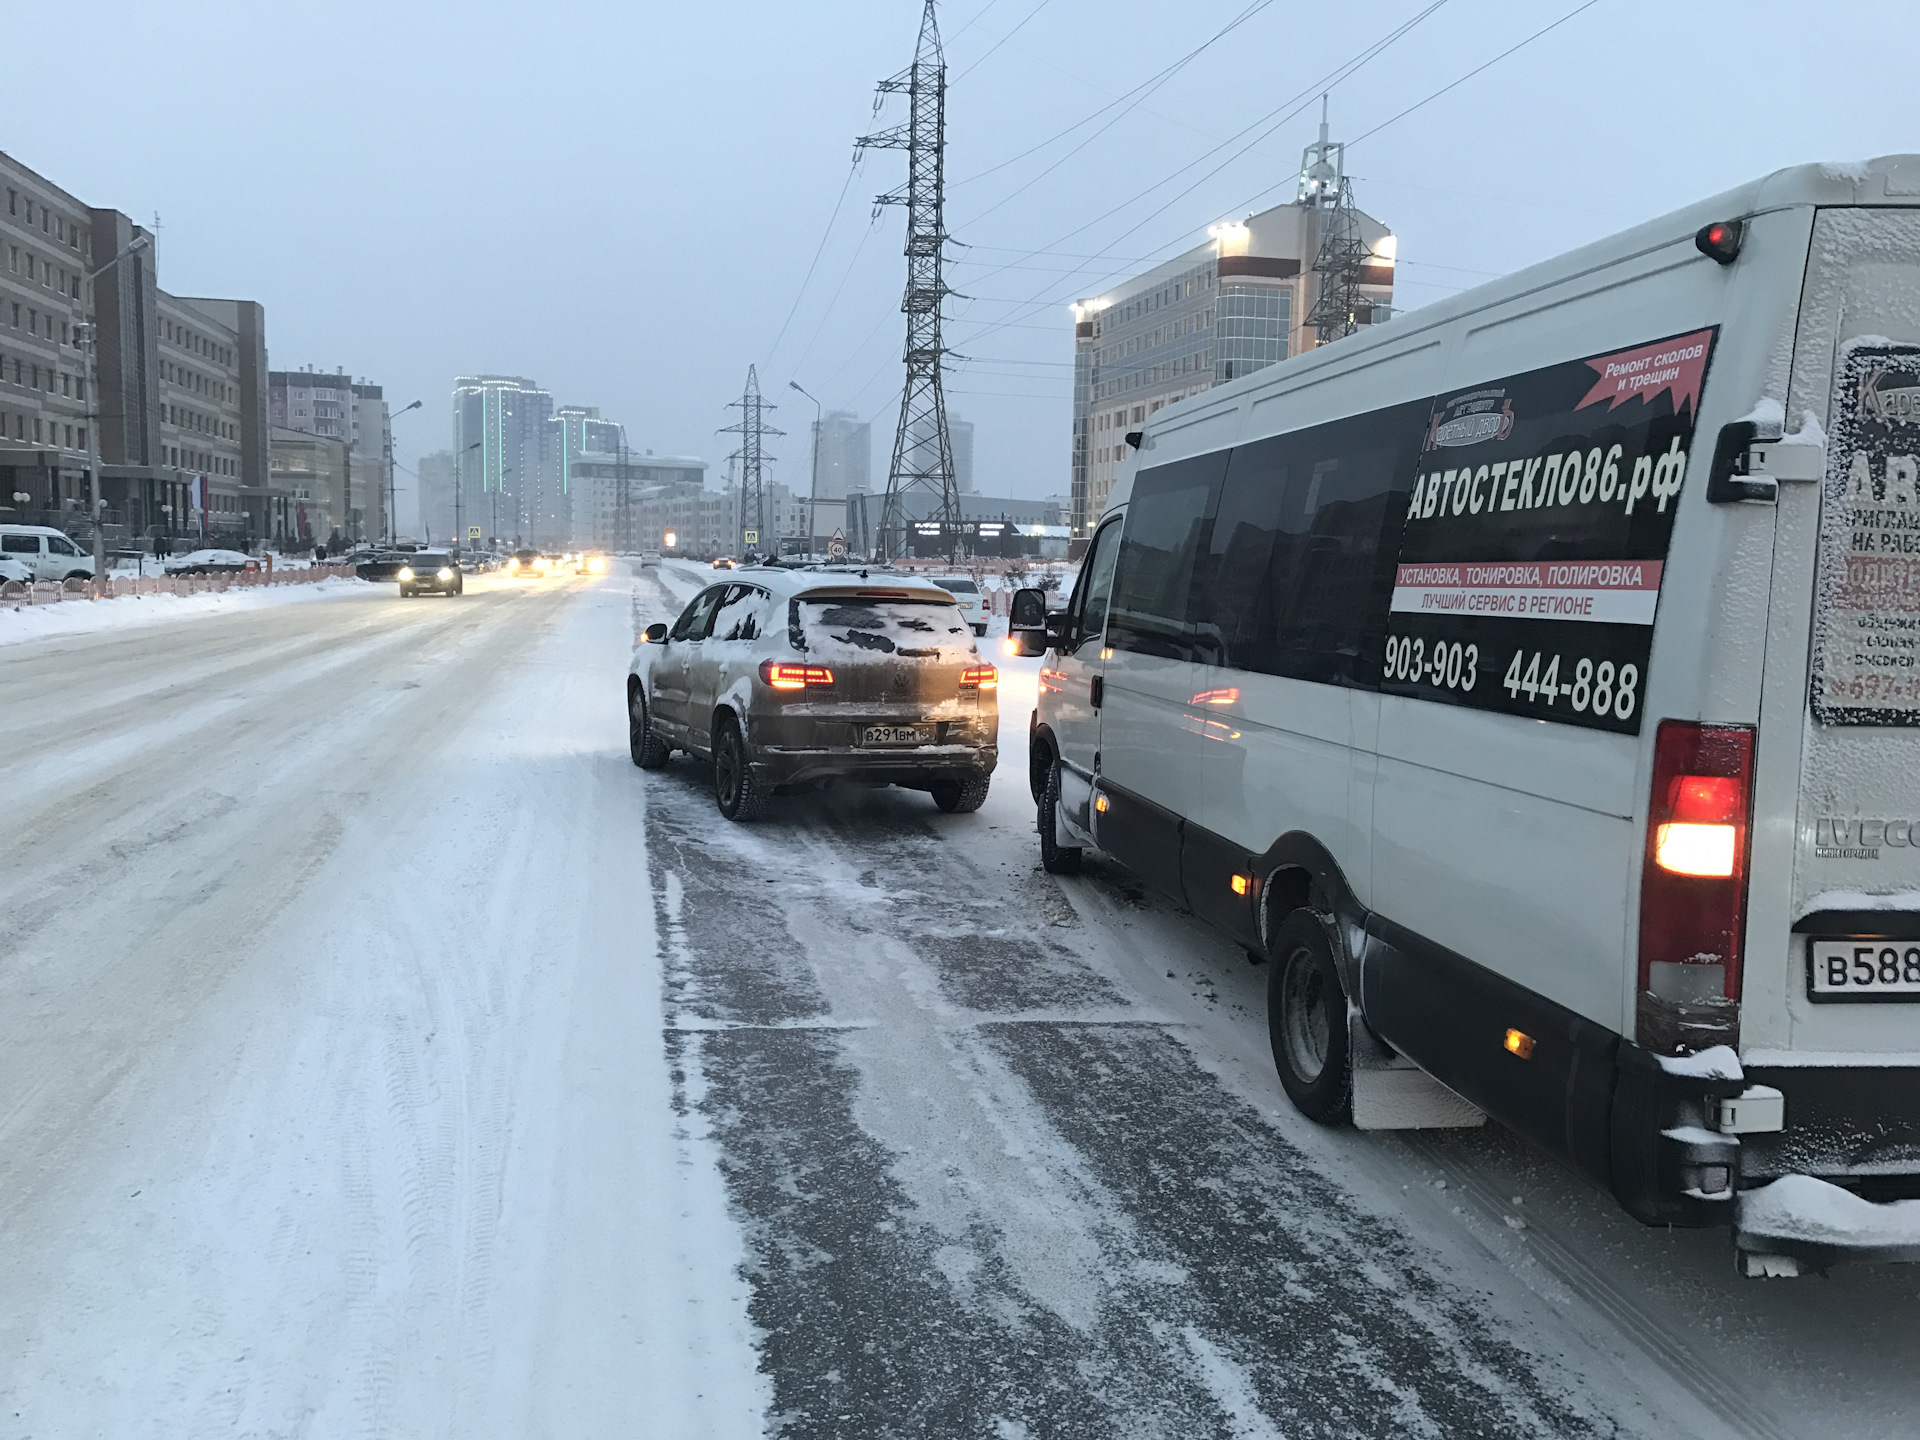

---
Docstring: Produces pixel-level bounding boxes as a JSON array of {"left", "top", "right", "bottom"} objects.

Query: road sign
[
  {"left": 467, "top": 525, "right": 482, "bottom": 539},
  {"left": 743, "top": 529, "right": 760, "bottom": 545},
  {"left": 827, "top": 527, "right": 847, "bottom": 559}
]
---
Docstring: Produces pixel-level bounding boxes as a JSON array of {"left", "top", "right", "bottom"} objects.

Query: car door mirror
[
  {"left": 1005, "top": 586, "right": 1050, "bottom": 656},
  {"left": 644, "top": 622, "right": 669, "bottom": 644}
]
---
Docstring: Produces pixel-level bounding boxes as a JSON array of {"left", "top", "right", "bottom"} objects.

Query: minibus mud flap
[
  {"left": 1610, "top": 1044, "right": 1745, "bottom": 1227},
  {"left": 1357, "top": 915, "right": 1618, "bottom": 1190}
]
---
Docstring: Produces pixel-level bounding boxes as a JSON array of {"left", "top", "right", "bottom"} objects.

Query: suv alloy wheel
[{"left": 713, "top": 715, "right": 768, "bottom": 821}]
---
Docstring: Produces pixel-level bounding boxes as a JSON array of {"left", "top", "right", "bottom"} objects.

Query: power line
[
  {"left": 952, "top": 0, "right": 1055, "bottom": 83},
  {"left": 764, "top": 156, "right": 863, "bottom": 367},
  {"left": 1347, "top": 0, "right": 1605, "bottom": 149},
  {"left": 951, "top": 0, "right": 1275, "bottom": 232},
  {"left": 952, "top": 2, "right": 1443, "bottom": 359},
  {"left": 951, "top": 1, "right": 1449, "bottom": 318}
]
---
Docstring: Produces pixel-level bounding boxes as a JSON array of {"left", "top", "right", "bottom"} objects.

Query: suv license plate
[
  {"left": 862, "top": 724, "right": 932, "bottom": 746},
  {"left": 1808, "top": 939, "right": 1920, "bottom": 1001}
]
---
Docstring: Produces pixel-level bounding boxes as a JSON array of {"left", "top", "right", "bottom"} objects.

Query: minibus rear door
[{"left": 1750, "top": 203, "right": 1920, "bottom": 1073}]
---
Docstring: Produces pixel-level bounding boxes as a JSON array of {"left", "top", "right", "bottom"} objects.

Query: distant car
[
  {"left": 355, "top": 551, "right": 411, "bottom": 582},
  {"left": 164, "top": 548, "right": 257, "bottom": 576},
  {"left": 711, "top": 556, "right": 736, "bottom": 570},
  {"left": 578, "top": 552, "right": 608, "bottom": 575},
  {"left": 0, "top": 555, "right": 30, "bottom": 587},
  {"left": 504, "top": 548, "right": 547, "bottom": 577},
  {"left": 0, "top": 524, "right": 96, "bottom": 582},
  {"left": 640, "top": 550, "right": 662, "bottom": 568},
  {"left": 628, "top": 570, "right": 997, "bottom": 821},
  {"left": 926, "top": 574, "right": 987, "bottom": 636},
  {"left": 398, "top": 551, "right": 462, "bottom": 597}
]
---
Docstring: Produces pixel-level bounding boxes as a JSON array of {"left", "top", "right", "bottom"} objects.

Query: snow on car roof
[{"left": 730, "top": 566, "right": 959, "bottom": 603}]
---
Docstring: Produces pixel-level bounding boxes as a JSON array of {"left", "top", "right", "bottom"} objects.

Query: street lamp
[
  {"left": 460, "top": 439, "right": 481, "bottom": 557},
  {"left": 789, "top": 380, "right": 823, "bottom": 559},
  {"left": 78, "top": 231, "right": 153, "bottom": 594},
  {"left": 387, "top": 399, "right": 422, "bottom": 547}
]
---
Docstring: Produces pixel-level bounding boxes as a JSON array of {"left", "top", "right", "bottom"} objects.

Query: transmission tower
[
  {"left": 857, "top": 0, "right": 960, "bottom": 562},
  {"left": 1300, "top": 96, "right": 1370, "bottom": 345},
  {"left": 721, "top": 365, "right": 782, "bottom": 558}
]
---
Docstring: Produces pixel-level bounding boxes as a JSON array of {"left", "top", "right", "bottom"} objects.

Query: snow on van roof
[{"left": 1131, "top": 154, "right": 1920, "bottom": 441}]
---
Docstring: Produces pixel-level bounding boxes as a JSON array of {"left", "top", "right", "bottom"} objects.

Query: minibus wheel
[
  {"left": 1038, "top": 766, "right": 1082, "bottom": 874},
  {"left": 1267, "top": 909, "right": 1352, "bottom": 1124}
]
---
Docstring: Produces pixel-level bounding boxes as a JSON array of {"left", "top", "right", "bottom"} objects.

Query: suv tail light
[
  {"left": 1637, "top": 721, "right": 1755, "bottom": 1054},
  {"left": 761, "top": 661, "right": 834, "bottom": 690},
  {"left": 959, "top": 665, "right": 998, "bottom": 690}
]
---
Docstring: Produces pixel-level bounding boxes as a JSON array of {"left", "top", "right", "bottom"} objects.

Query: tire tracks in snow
[{"left": 642, "top": 767, "right": 1629, "bottom": 1438}]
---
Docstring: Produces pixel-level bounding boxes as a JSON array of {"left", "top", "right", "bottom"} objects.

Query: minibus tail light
[{"left": 1637, "top": 721, "right": 1755, "bottom": 1053}]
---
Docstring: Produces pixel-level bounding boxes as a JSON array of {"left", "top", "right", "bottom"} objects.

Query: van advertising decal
[
  {"left": 1381, "top": 327, "right": 1718, "bottom": 734},
  {"left": 1812, "top": 342, "right": 1920, "bottom": 726}
]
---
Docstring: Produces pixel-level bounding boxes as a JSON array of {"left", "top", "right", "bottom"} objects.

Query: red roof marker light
[{"left": 1695, "top": 219, "right": 1745, "bottom": 265}]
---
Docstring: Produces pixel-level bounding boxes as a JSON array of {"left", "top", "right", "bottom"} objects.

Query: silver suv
[{"left": 628, "top": 568, "right": 998, "bottom": 820}]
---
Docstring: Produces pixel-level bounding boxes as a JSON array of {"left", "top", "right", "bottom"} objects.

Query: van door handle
[{"left": 1090, "top": 676, "right": 1104, "bottom": 709}]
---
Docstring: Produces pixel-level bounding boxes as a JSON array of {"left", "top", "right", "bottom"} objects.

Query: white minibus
[{"left": 1012, "top": 157, "right": 1920, "bottom": 1274}]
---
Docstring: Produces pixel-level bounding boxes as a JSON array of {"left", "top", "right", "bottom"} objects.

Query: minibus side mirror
[
  {"left": 1006, "top": 587, "right": 1049, "bottom": 657},
  {"left": 644, "top": 622, "right": 669, "bottom": 644}
]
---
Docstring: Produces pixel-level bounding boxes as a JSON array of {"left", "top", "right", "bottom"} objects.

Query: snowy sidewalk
[{"left": 0, "top": 572, "right": 383, "bottom": 648}]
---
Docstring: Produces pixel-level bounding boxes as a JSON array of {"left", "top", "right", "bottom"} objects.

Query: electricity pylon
[
  {"left": 1301, "top": 96, "right": 1370, "bottom": 345},
  {"left": 857, "top": 0, "right": 960, "bottom": 562},
  {"left": 721, "top": 365, "right": 782, "bottom": 557}
]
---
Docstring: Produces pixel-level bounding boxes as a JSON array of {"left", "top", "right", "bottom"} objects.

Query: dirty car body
[{"left": 629, "top": 568, "right": 997, "bottom": 798}]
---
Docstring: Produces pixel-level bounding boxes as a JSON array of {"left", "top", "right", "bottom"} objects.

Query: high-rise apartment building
[
  {"left": 452, "top": 374, "right": 554, "bottom": 547},
  {"left": 416, "top": 448, "right": 457, "bottom": 544},
  {"left": 550, "top": 404, "right": 625, "bottom": 541},
  {"left": 271, "top": 368, "right": 390, "bottom": 542},
  {"left": 949, "top": 413, "right": 975, "bottom": 493},
  {"left": 1069, "top": 196, "right": 1393, "bottom": 536}
]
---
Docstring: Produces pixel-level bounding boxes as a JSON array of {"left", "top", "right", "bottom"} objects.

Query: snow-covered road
[{"left": 1, "top": 561, "right": 1914, "bottom": 1437}]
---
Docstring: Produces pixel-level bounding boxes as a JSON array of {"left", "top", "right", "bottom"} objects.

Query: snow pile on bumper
[{"left": 1736, "top": 1173, "right": 1920, "bottom": 1269}]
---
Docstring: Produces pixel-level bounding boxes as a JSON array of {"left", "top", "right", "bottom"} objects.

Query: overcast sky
[{"left": 25, "top": 0, "right": 1920, "bottom": 525}]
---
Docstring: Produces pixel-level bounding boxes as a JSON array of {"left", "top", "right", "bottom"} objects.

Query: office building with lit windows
[{"left": 1068, "top": 198, "right": 1394, "bottom": 537}]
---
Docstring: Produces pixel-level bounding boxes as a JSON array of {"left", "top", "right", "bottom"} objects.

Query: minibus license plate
[
  {"left": 1808, "top": 939, "right": 1920, "bottom": 1001},
  {"left": 863, "top": 724, "right": 931, "bottom": 746}
]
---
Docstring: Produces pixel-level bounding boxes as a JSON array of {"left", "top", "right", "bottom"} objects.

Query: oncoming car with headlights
[
  {"left": 627, "top": 568, "right": 998, "bottom": 821},
  {"left": 504, "top": 548, "right": 546, "bottom": 577},
  {"left": 397, "top": 551, "right": 462, "bottom": 597}
]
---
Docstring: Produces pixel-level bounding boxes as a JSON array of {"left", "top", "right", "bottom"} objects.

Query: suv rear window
[
  {"left": 932, "top": 578, "right": 979, "bottom": 594},
  {"left": 794, "top": 596, "right": 975, "bottom": 661}
]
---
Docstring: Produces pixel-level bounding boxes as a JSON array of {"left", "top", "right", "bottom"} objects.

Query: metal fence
[{"left": 0, "top": 564, "right": 356, "bottom": 606}]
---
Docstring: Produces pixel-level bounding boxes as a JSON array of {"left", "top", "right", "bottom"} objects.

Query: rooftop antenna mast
[
  {"left": 858, "top": 0, "right": 960, "bottom": 562},
  {"left": 721, "top": 365, "right": 782, "bottom": 558},
  {"left": 1301, "top": 96, "right": 1369, "bottom": 345}
]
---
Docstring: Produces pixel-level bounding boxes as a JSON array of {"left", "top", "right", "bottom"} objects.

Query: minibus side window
[
  {"left": 1191, "top": 400, "right": 1426, "bottom": 686},
  {"left": 1068, "top": 517, "right": 1122, "bottom": 651},
  {"left": 1106, "top": 453, "right": 1226, "bottom": 661}
]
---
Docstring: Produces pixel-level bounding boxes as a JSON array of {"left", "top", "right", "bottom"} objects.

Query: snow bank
[
  {"left": 0, "top": 576, "right": 375, "bottom": 647},
  {"left": 1739, "top": 1174, "right": 1920, "bottom": 1250}
]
